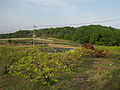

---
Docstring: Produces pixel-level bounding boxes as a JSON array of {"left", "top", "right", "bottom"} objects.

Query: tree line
[{"left": 0, "top": 25, "right": 120, "bottom": 46}]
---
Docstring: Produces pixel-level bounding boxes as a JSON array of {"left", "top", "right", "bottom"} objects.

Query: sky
[{"left": 0, "top": 0, "right": 120, "bottom": 34}]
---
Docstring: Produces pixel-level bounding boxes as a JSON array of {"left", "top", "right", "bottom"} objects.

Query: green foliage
[
  {"left": 0, "top": 30, "right": 32, "bottom": 38},
  {"left": 1, "top": 45, "right": 120, "bottom": 89},
  {"left": 3, "top": 46, "right": 93, "bottom": 86},
  {"left": 0, "top": 46, "right": 27, "bottom": 75},
  {"left": 101, "top": 68, "right": 120, "bottom": 89},
  {"left": 95, "top": 46, "right": 120, "bottom": 56},
  {"left": 1, "top": 25, "right": 120, "bottom": 46},
  {"left": 8, "top": 40, "right": 12, "bottom": 43},
  {"left": 52, "top": 42, "right": 78, "bottom": 47}
]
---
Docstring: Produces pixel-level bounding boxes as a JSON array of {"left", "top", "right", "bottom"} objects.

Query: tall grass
[{"left": 95, "top": 46, "right": 120, "bottom": 55}]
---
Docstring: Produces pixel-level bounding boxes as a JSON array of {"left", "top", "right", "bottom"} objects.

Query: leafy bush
[
  {"left": 0, "top": 46, "right": 27, "bottom": 75},
  {"left": 7, "top": 46, "right": 93, "bottom": 86}
]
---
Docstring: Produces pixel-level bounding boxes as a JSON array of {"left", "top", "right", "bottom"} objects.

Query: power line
[
  {"left": 111, "top": 24, "right": 120, "bottom": 26},
  {"left": 88, "top": 18, "right": 120, "bottom": 24},
  {"left": 35, "top": 18, "right": 120, "bottom": 27},
  {"left": 16, "top": 18, "right": 120, "bottom": 30}
]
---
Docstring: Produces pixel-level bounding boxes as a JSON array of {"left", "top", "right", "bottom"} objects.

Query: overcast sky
[{"left": 0, "top": 0, "right": 120, "bottom": 34}]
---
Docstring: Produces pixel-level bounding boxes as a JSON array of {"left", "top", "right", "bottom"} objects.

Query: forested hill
[{"left": 0, "top": 25, "right": 120, "bottom": 46}]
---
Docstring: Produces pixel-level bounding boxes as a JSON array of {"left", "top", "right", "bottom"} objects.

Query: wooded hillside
[{"left": 0, "top": 25, "right": 120, "bottom": 46}]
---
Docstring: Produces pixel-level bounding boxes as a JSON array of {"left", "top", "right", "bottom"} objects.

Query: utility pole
[{"left": 33, "top": 25, "right": 37, "bottom": 45}]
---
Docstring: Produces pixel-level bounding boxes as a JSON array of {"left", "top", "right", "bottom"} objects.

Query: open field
[
  {"left": 0, "top": 43, "right": 120, "bottom": 90},
  {"left": 1, "top": 57, "right": 120, "bottom": 90},
  {"left": 0, "top": 37, "right": 79, "bottom": 48}
]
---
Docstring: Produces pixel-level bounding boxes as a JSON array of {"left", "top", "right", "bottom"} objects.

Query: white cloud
[
  {"left": 25, "top": 0, "right": 67, "bottom": 6},
  {"left": 25, "top": 0, "right": 96, "bottom": 6},
  {"left": 16, "top": 0, "right": 97, "bottom": 25}
]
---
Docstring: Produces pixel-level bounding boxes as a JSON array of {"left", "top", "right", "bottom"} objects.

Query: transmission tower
[{"left": 33, "top": 26, "right": 37, "bottom": 45}]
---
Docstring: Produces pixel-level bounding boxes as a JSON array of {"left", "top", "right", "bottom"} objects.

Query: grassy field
[
  {"left": 0, "top": 38, "right": 120, "bottom": 90},
  {"left": 0, "top": 37, "right": 79, "bottom": 48},
  {"left": 96, "top": 46, "right": 120, "bottom": 56},
  {"left": 1, "top": 57, "right": 120, "bottom": 90}
]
